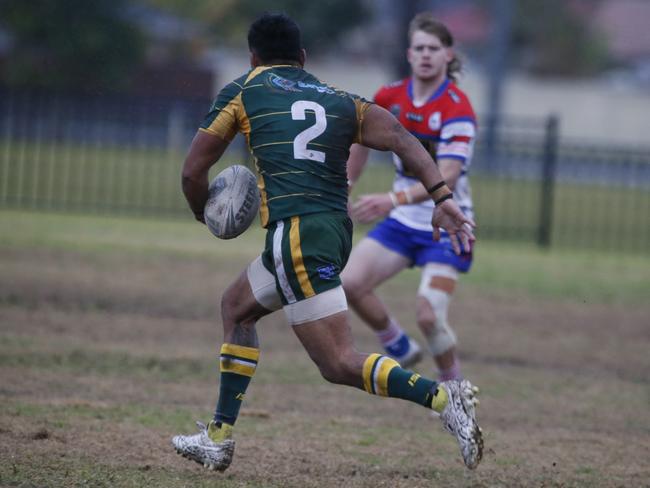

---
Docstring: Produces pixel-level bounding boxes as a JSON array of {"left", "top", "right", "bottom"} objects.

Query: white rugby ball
[{"left": 204, "top": 164, "right": 260, "bottom": 240}]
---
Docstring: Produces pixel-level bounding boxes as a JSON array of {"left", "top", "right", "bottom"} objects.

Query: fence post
[
  {"left": 538, "top": 115, "right": 559, "bottom": 248},
  {"left": 167, "top": 103, "right": 185, "bottom": 152}
]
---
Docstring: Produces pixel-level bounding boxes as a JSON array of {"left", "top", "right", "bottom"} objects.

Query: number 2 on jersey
[{"left": 291, "top": 101, "right": 326, "bottom": 163}]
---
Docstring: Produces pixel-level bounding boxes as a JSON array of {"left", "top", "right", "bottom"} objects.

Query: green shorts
[{"left": 261, "top": 211, "right": 353, "bottom": 306}]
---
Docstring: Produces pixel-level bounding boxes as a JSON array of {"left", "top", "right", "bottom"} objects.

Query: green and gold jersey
[{"left": 199, "top": 65, "right": 372, "bottom": 227}]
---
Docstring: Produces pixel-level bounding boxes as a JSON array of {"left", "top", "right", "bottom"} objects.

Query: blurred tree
[
  {"left": 143, "top": 0, "right": 367, "bottom": 54},
  {"left": 0, "top": 0, "right": 145, "bottom": 92},
  {"left": 511, "top": 0, "right": 610, "bottom": 77}
]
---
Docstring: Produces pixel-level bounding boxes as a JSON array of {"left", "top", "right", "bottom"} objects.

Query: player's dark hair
[
  {"left": 247, "top": 13, "right": 302, "bottom": 64},
  {"left": 408, "top": 12, "right": 462, "bottom": 83}
]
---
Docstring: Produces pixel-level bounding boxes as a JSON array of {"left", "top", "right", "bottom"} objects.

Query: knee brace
[{"left": 418, "top": 266, "right": 458, "bottom": 356}]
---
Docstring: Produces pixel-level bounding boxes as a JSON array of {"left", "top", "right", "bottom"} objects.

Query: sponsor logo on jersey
[
  {"left": 268, "top": 74, "right": 336, "bottom": 94},
  {"left": 406, "top": 112, "right": 423, "bottom": 122},
  {"left": 428, "top": 111, "right": 442, "bottom": 130},
  {"left": 269, "top": 73, "right": 301, "bottom": 92},
  {"left": 389, "top": 104, "right": 401, "bottom": 117},
  {"left": 317, "top": 263, "right": 339, "bottom": 280},
  {"left": 297, "top": 81, "right": 336, "bottom": 94},
  {"left": 448, "top": 89, "right": 461, "bottom": 103}
]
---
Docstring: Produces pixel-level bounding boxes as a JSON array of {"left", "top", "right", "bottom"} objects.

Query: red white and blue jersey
[{"left": 374, "top": 78, "right": 477, "bottom": 231}]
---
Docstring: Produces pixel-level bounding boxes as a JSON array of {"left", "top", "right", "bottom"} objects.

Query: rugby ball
[{"left": 204, "top": 164, "right": 260, "bottom": 240}]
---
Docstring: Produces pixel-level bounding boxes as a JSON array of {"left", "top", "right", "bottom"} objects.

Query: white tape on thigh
[
  {"left": 418, "top": 264, "right": 457, "bottom": 355},
  {"left": 284, "top": 286, "right": 348, "bottom": 326},
  {"left": 246, "top": 256, "right": 283, "bottom": 312},
  {"left": 419, "top": 262, "right": 459, "bottom": 283}
]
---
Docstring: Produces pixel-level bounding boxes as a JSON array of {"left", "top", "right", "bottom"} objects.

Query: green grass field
[
  {"left": 1, "top": 210, "right": 647, "bottom": 304},
  {"left": 1, "top": 210, "right": 649, "bottom": 487}
]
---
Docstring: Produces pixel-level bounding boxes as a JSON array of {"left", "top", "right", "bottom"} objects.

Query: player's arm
[
  {"left": 396, "top": 158, "right": 463, "bottom": 204},
  {"left": 351, "top": 157, "right": 462, "bottom": 223},
  {"left": 346, "top": 143, "right": 370, "bottom": 190},
  {"left": 181, "top": 131, "right": 230, "bottom": 223},
  {"left": 359, "top": 103, "right": 475, "bottom": 252},
  {"left": 359, "top": 104, "right": 448, "bottom": 193},
  {"left": 182, "top": 80, "right": 242, "bottom": 223}
]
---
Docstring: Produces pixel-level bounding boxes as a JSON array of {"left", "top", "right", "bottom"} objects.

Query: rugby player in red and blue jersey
[{"left": 343, "top": 13, "right": 477, "bottom": 383}]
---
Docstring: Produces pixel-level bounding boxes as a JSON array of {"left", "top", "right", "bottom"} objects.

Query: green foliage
[
  {"left": 511, "top": 0, "right": 611, "bottom": 76},
  {"left": 0, "top": 0, "right": 145, "bottom": 92},
  {"left": 144, "top": 0, "right": 367, "bottom": 53}
]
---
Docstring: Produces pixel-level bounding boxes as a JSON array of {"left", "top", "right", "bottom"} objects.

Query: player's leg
[
  {"left": 172, "top": 256, "right": 282, "bottom": 471},
  {"left": 416, "top": 263, "right": 462, "bottom": 381},
  {"left": 288, "top": 301, "right": 482, "bottom": 469},
  {"left": 342, "top": 237, "right": 408, "bottom": 327},
  {"left": 281, "top": 213, "right": 481, "bottom": 469},
  {"left": 410, "top": 227, "right": 473, "bottom": 382},
  {"left": 213, "top": 256, "right": 281, "bottom": 427},
  {"left": 342, "top": 223, "right": 421, "bottom": 366}
]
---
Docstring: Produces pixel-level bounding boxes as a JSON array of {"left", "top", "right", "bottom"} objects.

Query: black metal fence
[
  {"left": 1, "top": 88, "right": 648, "bottom": 253},
  {"left": 468, "top": 115, "right": 650, "bottom": 252}
]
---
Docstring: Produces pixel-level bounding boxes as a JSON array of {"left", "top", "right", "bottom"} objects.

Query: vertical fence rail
[{"left": 538, "top": 115, "right": 559, "bottom": 247}]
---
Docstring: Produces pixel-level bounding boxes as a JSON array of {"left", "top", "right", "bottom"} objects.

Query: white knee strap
[{"left": 418, "top": 265, "right": 457, "bottom": 355}]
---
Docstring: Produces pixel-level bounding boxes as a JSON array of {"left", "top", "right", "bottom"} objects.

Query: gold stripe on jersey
[
  {"left": 201, "top": 92, "right": 251, "bottom": 142},
  {"left": 251, "top": 141, "right": 292, "bottom": 150},
  {"left": 245, "top": 66, "right": 272, "bottom": 84},
  {"left": 254, "top": 156, "right": 269, "bottom": 226},
  {"left": 251, "top": 141, "right": 332, "bottom": 151},
  {"left": 267, "top": 192, "right": 322, "bottom": 202},
  {"left": 249, "top": 111, "right": 291, "bottom": 121},
  {"left": 244, "top": 64, "right": 301, "bottom": 85},
  {"left": 266, "top": 170, "right": 307, "bottom": 176},
  {"left": 201, "top": 92, "right": 240, "bottom": 141},
  {"left": 289, "top": 216, "right": 316, "bottom": 298},
  {"left": 353, "top": 99, "right": 372, "bottom": 145}
]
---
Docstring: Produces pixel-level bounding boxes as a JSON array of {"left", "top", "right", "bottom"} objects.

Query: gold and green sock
[
  {"left": 362, "top": 353, "right": 448, "bottom": 413},
  {"left": 214, "top": 343, "right": 259, "bottom": 426}
]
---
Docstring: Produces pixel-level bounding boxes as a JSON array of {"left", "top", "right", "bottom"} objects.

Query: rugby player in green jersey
[{"left": 172, "top": 12, "right": 483, "bottom": 472}]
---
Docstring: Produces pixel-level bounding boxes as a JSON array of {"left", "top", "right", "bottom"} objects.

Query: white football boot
[
  {"left": 172, "top": 421, "right": 235, "bottom": 471},
  {"left": 438, "top": 379, "right": 483, "bottom": 470}
]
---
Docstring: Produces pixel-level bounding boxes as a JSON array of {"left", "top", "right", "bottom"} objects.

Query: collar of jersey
[
  {"left": 246, "top": 65, "right": 301, "bottom": 84},
  {"left": 407, "top": 78, "right": 449, "bottom": 105}
]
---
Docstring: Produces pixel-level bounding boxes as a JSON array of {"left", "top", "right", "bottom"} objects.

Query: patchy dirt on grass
[{"left": 1, "top": 248, "right": 649, "bottom": 487}]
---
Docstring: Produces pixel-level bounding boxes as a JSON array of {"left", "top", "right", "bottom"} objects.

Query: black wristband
[
  {"left": 434, "top": 193, "right": 453, "bottom": 205},
  {"left": 426, "top": 181, "right": 446, "bottom": 194}
]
